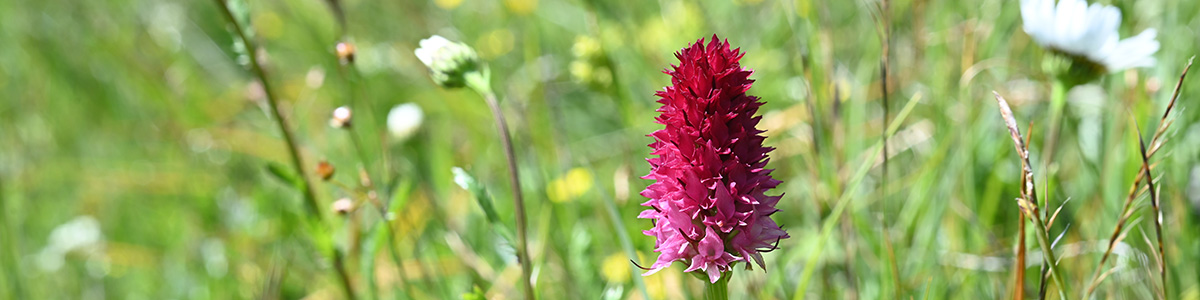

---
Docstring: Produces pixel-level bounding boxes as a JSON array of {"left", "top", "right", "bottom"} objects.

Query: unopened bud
[
  {"left": 332, "top": 198, "right": 354, "bottom": 215},
  {"left": 330, "top": 106, "right": 352, "bottom": 128},
  {"left": 316, "top": 160, "right": 335, "bottom": 181},
  {"left": 336, "top": 42, "right": 355, "bottom": 65},
  {"left": 413, "top": 35, "right": 480, "bottom": 88}
]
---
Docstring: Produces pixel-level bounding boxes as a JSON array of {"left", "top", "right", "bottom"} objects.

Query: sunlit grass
[{"left": 3, "top": 0, "right": 1200, "bottom": 299}]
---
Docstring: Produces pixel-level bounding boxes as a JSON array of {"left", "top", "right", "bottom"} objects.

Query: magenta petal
[{"left": 706, "top": 266, "right": 722, "bottom": 283}]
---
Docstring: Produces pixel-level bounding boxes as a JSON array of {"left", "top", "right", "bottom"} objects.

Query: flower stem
[
  {"left": 1024, "top": 203, "right": 1068, "bottom": 299},
  {"left": 1041, "top": 78, "right": 1068, "bottom": 179},
  {"left": 213, "top": 0, "right": 321, "bottom": 226},
  {"left": 211, "top": 1, "right": 356, "bottom": 299},
  {"left": 705, "top": 274, "right": 730, "bottom": 300},
  {"left": 0, "top": 179, "right": 28, "bottom": 300},
  {"left": 466, "top": 71, "right": 534, "bottom": 300},
  {"left": 794, "top": 93, "right": 922, "bottom": 299},
  {"left": 1037, "top": 78, "right": 1067, "bottom": 300},
  {"left": 348, "top": 128, "right": 414, "bottom": 299}
]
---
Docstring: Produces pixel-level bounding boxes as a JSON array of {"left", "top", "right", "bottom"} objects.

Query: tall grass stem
[
  {"left": 465, "top": 71, "right": 534, "bottom": 300},
  {"left": 1085, "top": 57, "right": 1191, "bottom": 298},
  {"left": 793, "top": 92, "right": 921, "bottom": 299},
  {"left": 212, "top": 1, "right": 357, "bottom": 298}
]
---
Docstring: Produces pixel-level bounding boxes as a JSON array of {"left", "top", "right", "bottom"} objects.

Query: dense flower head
[{"left": 639, "top": 35, "right": 788, "bottom": 283}]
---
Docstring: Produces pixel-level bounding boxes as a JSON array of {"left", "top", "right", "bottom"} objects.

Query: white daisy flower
[
  {"left": 1020, "top": 0, "right": 1159, "bottom": 72},
  {"left": 387, "top": 103, "right": 424, "bottom": 141}
]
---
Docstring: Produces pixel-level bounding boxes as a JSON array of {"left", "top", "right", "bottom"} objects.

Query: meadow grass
[{"left": 3, "top": 0, "right": 1200, "bottom": 299}]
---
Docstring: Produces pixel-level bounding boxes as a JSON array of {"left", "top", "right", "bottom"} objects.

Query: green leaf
[
  {"left": 462, "top": 286, "right": 487, "bottom": 300},
  {"left": 265, "top": 162, "right": 302, "bottom": 191},
  {"left": 452, "top": 167, "right": 514, "bottom": 243},
  {"left": 452, "top": 167, "right": 501, "bottom": 224},
  {"left": 387, "top": 180, "right": 414, "bottom": 215}
]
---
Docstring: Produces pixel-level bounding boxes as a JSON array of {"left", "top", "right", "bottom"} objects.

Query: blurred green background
[{"left": 4, "top": 0, "right": 1200, "bottom": 299}]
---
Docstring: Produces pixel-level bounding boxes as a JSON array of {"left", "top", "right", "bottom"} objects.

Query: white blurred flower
[
  {"left": 387, "top": 103, "right": 424, "bottom": 141},
  {"left": 414, "top": 35, "right": 480, "bottom": 88},
  {"left": 332, "top": 198, "right": 354, "bottom": 215},
  {"left": 201, "top": 238, "right": 228, "bottom": 277},
  {"left": 1020, "top": 0, "right": 1158, "bottom": 72},
  {"left": 37, "top": 216, "right": 105, "bottom": 272},
  {"left": 330, "top": 106, "right": 352, "bottom": 128}
]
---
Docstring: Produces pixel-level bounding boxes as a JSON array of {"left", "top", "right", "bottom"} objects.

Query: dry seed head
[{"left": 317, "top": 160, "right": 335, "bottom": 181}]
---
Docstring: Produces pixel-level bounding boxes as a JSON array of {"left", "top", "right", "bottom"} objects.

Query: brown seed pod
[{"left": 316, "top": 160, "right": 335, "bottom": 181}]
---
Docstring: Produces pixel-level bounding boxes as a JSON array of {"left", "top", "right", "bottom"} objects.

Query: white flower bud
[{"left": 414, "top": 35, "right": 480, "bottom": 88}]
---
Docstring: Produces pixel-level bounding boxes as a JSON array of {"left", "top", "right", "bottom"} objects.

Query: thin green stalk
[
  {"left": 339, "top": 92, "right": 409, "bottom": 298},
  {"left": 1036, "top": 78, "right": 1068, "bottom": 300},
  {"left": 344, "top": 126, "right": 395, "bottom": 299},
  {"left": 1014, "top": 213, "right": 1026, "bottom": 300},
  {"left": 1023, "top": 203, "right": 1067, "bottom": 299},
  {"left": 1042, "top": 79, "right": 1067, "bottom": 175},
  {"left": 1134, "top": 119, "right": 1166, "bottom": 299},
  {"left": 213, "top": 0, "right": 321, "bottom": 222},
  {"left": 211, "top": 1, "right": 356, "bottom": 299},
  {"left": 1042, "top": 79, "right": 1067, "bottom": 218},
  {"left": 705, "top": 274, "right": 730, "bottom": 300},
  {"left": 331, "top": 248, "right": 356, "bottom": 299},
  {"left": 587, "top": 161, "right": 651, "bottom": 300},
  {"left": 349, "top": 135, "right": 413, "bottom": 299},
  {"left": 0, "top": 178, "right": 26, "bottom": 299},
  {"left": 338, "top": 63, "right": 384, "bottom": 196},
  {"left": 1038, "top": 81, "right": 1066, "bottom": 300},
  {"left": 465, "top": 71, "right": 534, "bottom": 300},
  {"left": 334, "top": 38, "right": 411, "bottom": 299},
  {"left": 993, "top": 91, "right": 1067, "bottom": 299},
  {"left": 376, "top": 204, "right": 415, "bottom": 300},
  {"left": 793, "top": 92, "right": 921, "bottom": 299},
  {"left": 874, "top": 0, "right": 902, "bottom": 296},
  {"left": 1085, "top": 58, "right": 1191, "bottom": 299}
]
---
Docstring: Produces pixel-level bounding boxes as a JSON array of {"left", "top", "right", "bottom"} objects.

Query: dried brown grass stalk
[
  {"left": 1015, "top": 210, "right": 1027, "bottom": 300},
  {"left": 1086, "top": 57, "right": 1192, "bottom": 298},
  {"left": 1014, "top": 121, "right": 1035, "bottom": 300},
  {"left": 993, "top": 91, "right": 1067, "bottom": 299},
  {"left": 1135, "top": 118, "right": 1166, "bottom": 299}
]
